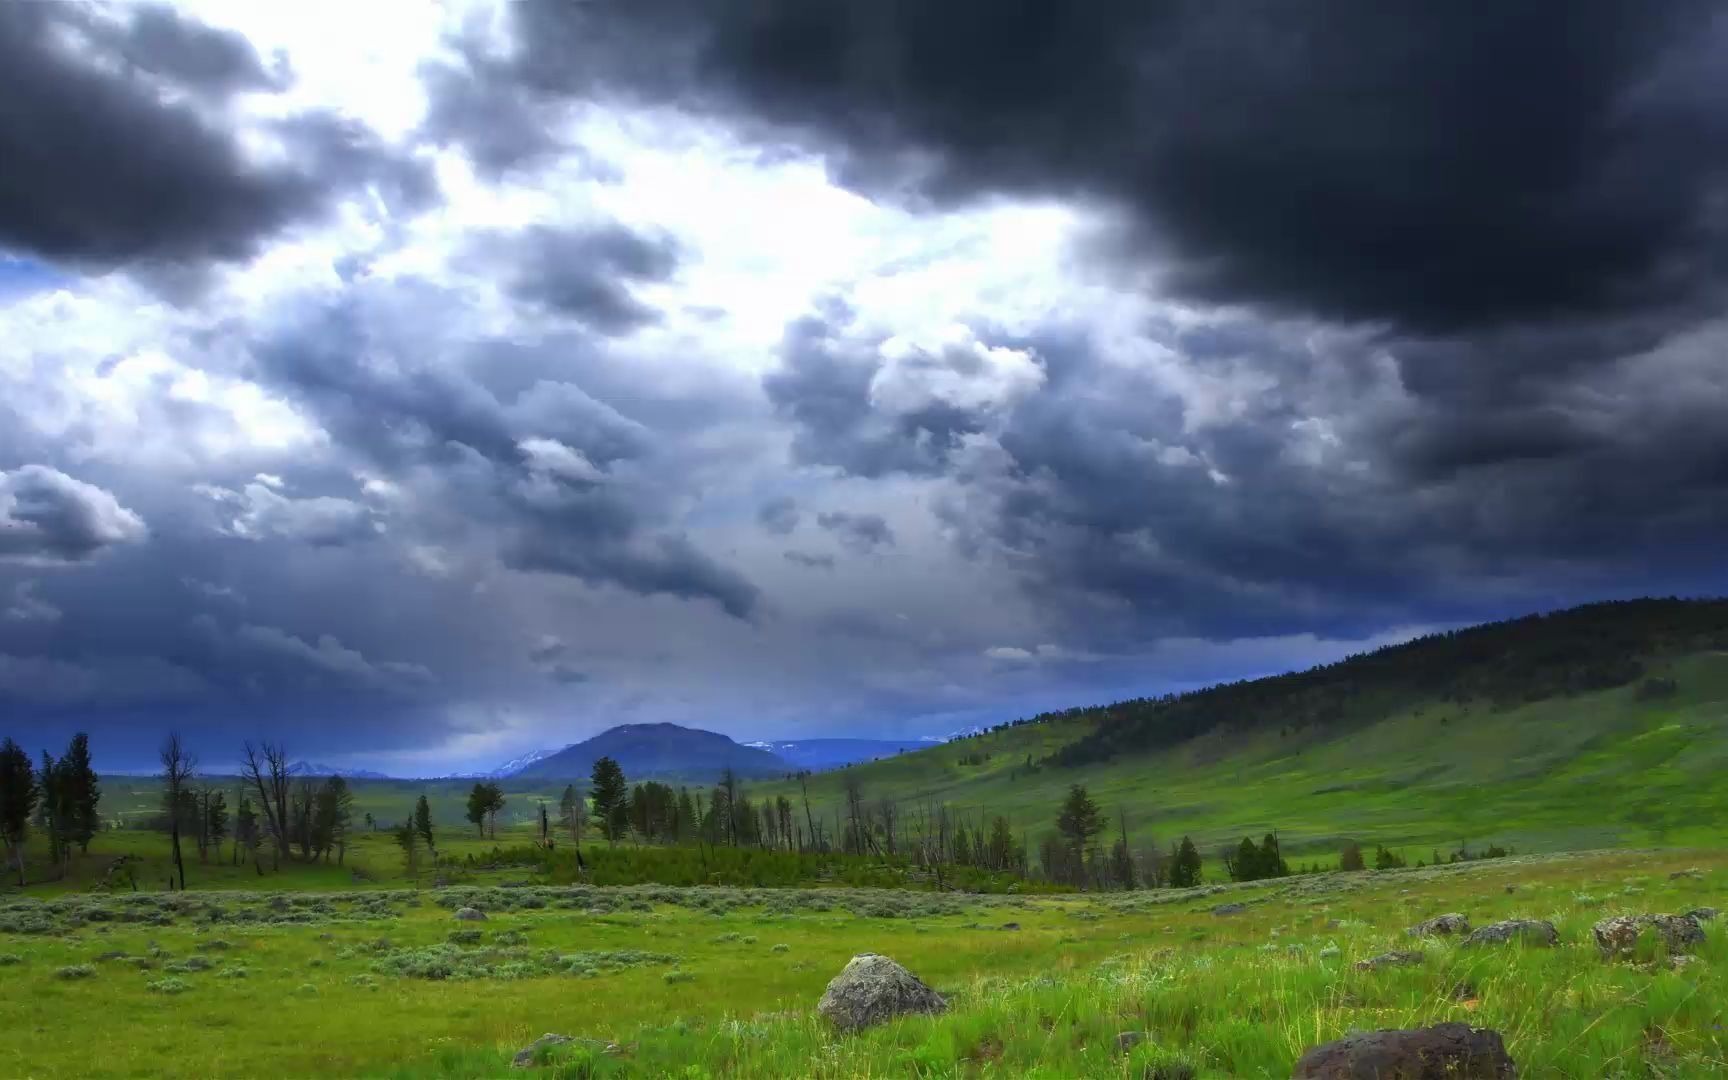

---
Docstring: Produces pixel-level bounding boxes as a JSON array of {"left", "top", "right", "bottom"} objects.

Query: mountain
[
  {"left": 745, "top": 738, "right": 919, "bottom": 770},
  {"left": 748, "top": 598, "right": 1728, "bottom": 858},
  {"left": 486, "top": 746, "right": 567, "bottom": 778},
  {"left": 287, "top": 761, "right": 392, "bottom": 780},
  {"left": 510, "top": 723, "right": 791, "bottom": 781}
]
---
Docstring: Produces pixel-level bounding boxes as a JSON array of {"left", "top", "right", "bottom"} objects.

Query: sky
[{"left": 3, "top": 1, "right": 1728, "bottom": 775}]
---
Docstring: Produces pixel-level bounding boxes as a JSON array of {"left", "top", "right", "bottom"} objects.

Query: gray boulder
[
  {"left": 1461, "top": 919, "right": 1557, "bottom": 948},
  {"left": 511, "top": 1034, "right": 571, "bottom": 1068},
  {"left": 453, "top": 907, "right": 487, "bottom": 922},
  {"left": 1684, "top": 907, "right": 1719, "bottom": 922},
  {"left": 817, "top": 954, "right": 946, "bottom": 1032},
  {"left": 1406, "top": 913, "right": 1470, "bottom": 938},
  {"left": 1353, "top": 950, "right": 1423, "bottom": 972},
  {"left": 1293, "top": 1022, "right": 1516, "bottom": 1078},
  {"left": 1591, "top": 914, "right": 1704, "bottom": 959},
  {"left": 1212, "top": 902, "right": 1247, "bottom": 916}
]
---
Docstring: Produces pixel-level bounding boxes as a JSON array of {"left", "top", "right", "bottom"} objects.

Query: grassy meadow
[
  {"left": 0, "top": 848, "right": 1724, "bottom": 1077},
  {"left": 755, "top": 650, "right": 1728, "bottom": 861}
]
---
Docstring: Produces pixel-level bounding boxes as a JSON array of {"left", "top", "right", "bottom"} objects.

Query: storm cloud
[{"left": 3, "top": 1, "right": 1727, "bottom": 772}]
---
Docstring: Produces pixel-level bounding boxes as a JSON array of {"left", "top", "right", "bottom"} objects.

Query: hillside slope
[
  {"left": 753, "top": 599, "right": 1728, "bottom": 859},
  {"left": 513, "top": 722, "right": 790, "bottom": 781}
]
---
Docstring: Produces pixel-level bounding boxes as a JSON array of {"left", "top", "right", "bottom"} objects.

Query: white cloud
[
  {"left": 0, "top": 465, "right": 148, "bottom": 564},
  {"left": 196, "top": 478, "right": 378, "bottom": 545}
]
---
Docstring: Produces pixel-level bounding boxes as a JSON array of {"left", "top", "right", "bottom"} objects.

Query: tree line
[{"left": 0, "top": 733, "right": 101, "bottom": 886}]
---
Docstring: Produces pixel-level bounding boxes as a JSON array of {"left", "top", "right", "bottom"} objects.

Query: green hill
[{"left": 754, "top": 599, "right": 1728, "bottom": 861}]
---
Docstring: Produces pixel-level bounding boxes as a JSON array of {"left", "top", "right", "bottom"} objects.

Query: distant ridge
[
  {"left": 510, "top": 722, "right": 790, "bottom": 781},
  {"left": 745, "top": 738, "right": 917, "bottom": 770}
]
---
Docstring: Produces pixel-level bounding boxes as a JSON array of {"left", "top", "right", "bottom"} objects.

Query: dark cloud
[
  {"left": 0, "top": 465, "right": 148, "bottom": 564},
  {"left": 248, "top": 286, "right": 760, "bottom": 621},
  {"left": 757, "top": 496, "right": 800, "bottom": 534},
  {"left": 496, "top": 0, "right": 1728, "bottom": 336},
  {"left": 497, "top": 224, "right": 682, "bottom": 334},
  {"left": 0, "top": 4, "right": 431, "bottom": 271},
  {"left": 764, "top": 307, "right": 992, "bottom": 476},
  {"left": 783, "top": 551, "right": 835, "bottom": 570},
  {"left": 816, "top": 510, "right": 895, "bottom": 553}
]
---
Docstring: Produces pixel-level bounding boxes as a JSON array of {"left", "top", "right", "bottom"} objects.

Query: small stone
[
  {"left": 1669, "top": 869, "right": 1703, "bottom": 880},
  {"left": 1000, "top": 922, "right": 1021, "bottom": 931},
  {"left": 1293, "top": 1022, "right": 1516, "bottom": 1078},
  {"left": 1353, "top": 950, "right": 1423, "bottom": 972},
  {"left": 1212, "top": 902, "right": 1247, "bottom": 916},
  {"left": 1461, "top": 918, "right": 1557, "bottom": 948},
  {"left": 1503, "top": 884, "right": 1517, "bottom": 894},
  {"left": 1115, "top": 1031, "right": 1147, "bottom": 1053},
  {"left": 1591, "top": 913, "right": 1704, "bottom": 960},
  {"left": 1407, "top": 913, "right": 1470, "bottom": 938},
  {"left": 511, "top": 1034, "right": 572, "bottom": 1068},
  {"left": 453, "top": 907, "right": 487, "bottom": 922}
]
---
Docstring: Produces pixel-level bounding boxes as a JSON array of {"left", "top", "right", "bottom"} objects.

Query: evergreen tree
[
  {"left": 38, "top": 751, "right": 70, "bottom": 872},
  {"left": 1339, "top": 840, "right": 1365, "bottom": 871},
  {"left": 1055, "top": 784, "right": 1104, "bottom": 865},
  {"left": 394, "top": 819, "right": 419, "bottom": 874},
  {"left": 482, "top": 782, "right": 505, "bottom": 839},
  {"left": 61, "top": 733, "right": 99, "bottom": 852},
  {"left": 589, "top": 757, "right": 629, "bottom": 844},
  {"left": 1168, "top": 835, "right": 1203, "bottom": 888},
  {"left": 0, "top": 739, "right": 35, "bottom": 887},
  {"left": 465, "top": 783, "right": 489, "bottom": 837},
  {"left": 414, "top": 795, "right": 436, "bottom": 855},
  {"left": 204, "top": 790, "right": 229, "bottom": 860}
]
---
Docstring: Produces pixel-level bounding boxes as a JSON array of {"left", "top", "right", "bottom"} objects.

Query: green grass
[
  {"left": 74, "top": 650, "right": 1728, "bottom": 878},
  {"left": 752, "top": 650, "right": 1728, "bottom": 862},
  {"left": 1, "top": 849, "right": 1725, "bottom": 1077}
]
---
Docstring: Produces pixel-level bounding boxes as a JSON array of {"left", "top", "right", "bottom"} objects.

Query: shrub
[
  {"left": 55, "top": 964, "right": 96, "bottom": 980},
  {"left": 147, "top": 977, "right": 191, "bottom": 995}
]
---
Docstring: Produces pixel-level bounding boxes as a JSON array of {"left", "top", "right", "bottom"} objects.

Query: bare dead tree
[
  {"left": 159, "top": 733, "right": 195, "bottom": 890},
  {"left": 240, "top": 741, "right": 292, "bottom": 868}
]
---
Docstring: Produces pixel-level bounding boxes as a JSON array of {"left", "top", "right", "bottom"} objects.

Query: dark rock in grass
[
  {"left": 511, "top": 1034, "right": 613, "bottom": 1068},
  {"left": 1461, "top": 919, "right": 1557, "bottom": 948},
  {"left": 1684, "top": 907, "right": 1719, "bottom": 922},
  {"left": 1292, "top": 1022, "right": 1516, "bottom": 1078},
  {"left": 453, "top": 907, "right": 487, "bottom": 922},
  {"left": 1406, "top": 913, "right": 1470, "bottom": 938},
  {"left": 1591, "top": 914, "right": 1704, "bottom": 960},
  {"left": 1353, "top": 950, "right": 1423, "bottom": 972},
  {"left": 1212, "top": 903, "right": 1247, "bottom": 916},
  {"left": 1116, "top": 1031, "right": 1147, "bottom": 1053},
  {"left": 1000, "top": 922, "right": 1021, "bottom": 931},
  {"left": 1503, "top": 885, "right": 1517, "bottom": 894},
  {"left": 817, "top": 953, "right": 947, "bottom": 1032},
  {"left": 1669, "top": 869, "right": 1703, "bottom": 880}
]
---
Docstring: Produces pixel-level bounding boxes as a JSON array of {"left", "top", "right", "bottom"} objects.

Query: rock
[
  {"left": 817, "top": 954, "right": 947, "bottom": 1032},
  {"left": 1461, "top": 918, "right": 1557, "bottom": 948},
  {"left": 511, "top": 1034, "right": 572, "bottom": 1068},
  {"left": 1116, "top": 1031, "right": 1147, "bottom": 1053},
  {"left": 1684, "top": 907, "right": 1719, "bottom": 922},
  {"left": 1212, "top": 903, "right": 1247, "bottom": 916},
  {"left": 1503, "top": 884, "right": 1517, "bottom": 894},
  {"left": 1292, "top": 1022, "right": 1516, "bottom": 1079},
  {"left": 510, "top": 1034, "right": 613, "bottom": 1068},
  {"left": 1000, "top": 922, "right": 1021, "bottom": 931},
  {"left": 1591, "top": 914, "right": 1704, "bottom": 959},
  {"left": 1669, "top": 868, "right": 1703, "bottom": 880},
  {"left": 1353, "top": 950, "right": 1423, "bottom": 972},
  {"left": 453, "top": 907, "right": 487, "bottom": 922},
  {"left": 1407, "top": 913, "right": 1470, "bottom": 938}
]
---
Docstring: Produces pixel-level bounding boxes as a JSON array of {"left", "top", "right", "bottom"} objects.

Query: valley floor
[{"left": 1, "top": 848, "right": 1725, "bottom": 1077}]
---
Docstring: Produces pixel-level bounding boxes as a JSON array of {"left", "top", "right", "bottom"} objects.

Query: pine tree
[
  {"left": 465, "top": 783, "right": 489, "bottom": 837},
  {"left": 414, "top": 795, "right": 435, "bottom": 855},
  {"left": 395, "top": 819, "right": 419, "bottom": 874},
  {"left": 1055, "top": 784, "right": 1104, "bottom": 867},
  {"left": 589, "top": 757, "right": 629, "bottom": 844},
  {"left": 61, "top": 733, "right": 99, "bottom": 853},
  {"left": 38, "top": 751, "right": 70, "bottom": 874},
  {"left": 204, "top": 790, "right": 229, "bottom": 861},
  {"left": 1339, "top": 840, "right": 1365, "bottom": 872},
  {"left": 0, "top": 740, "right": 35, "bottom": 887},
  {"left": 1168, "top": 835, "right": 1203, "bottom": 888}
]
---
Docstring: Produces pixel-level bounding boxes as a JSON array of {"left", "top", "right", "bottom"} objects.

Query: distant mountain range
[
  {"left": 510, "top": 723, "right": 789, "bottom": 781},
  {"left": 286, "top": 761, "right": 393, "bottom": 780},
  {"left": 744, "top": 738, "right": 917, "bottom": 770}
]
